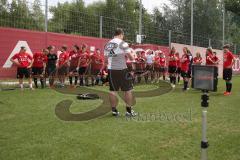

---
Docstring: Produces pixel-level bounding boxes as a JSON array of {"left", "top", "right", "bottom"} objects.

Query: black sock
[
  {"left": 227, "top": 82, "right": 232, "bottom": 92},
  {"left": 80, "top": 77, "right": 83, "bottom": 86},
  {"left": 112, "top": 107, "right": 118, "bottom": 112},
  {"left": 178, "top": 76, "right": 180, "bottom": 83},
  {"left": 163, "top": 75, "right": 165, "bottom": 80},
  {"left": 126, "top": 106, "right": 132, "bottom": 113},
  {"left": 138, "top": 76, "right": 141, "bottom": 83},
  {"left": 170, "top": 76, "right": 173, "bottom": 83},
  {"left": 74, "top": 76, "right": 78, "bottom": 85},
  {"left": 34, "top": 78, "right": 38, "bottom": 88},
  {"left": 40, "top": 78, "right": 44, "bottom": 88},
  {"left": 173, "top": 76, "right": 176, "bottom": 85},
  {"left": 184, "top": 81, "right": 188, "bottom": 90},
  {"left": 226, "top": 83, "right": 229, "bottom": 92},
  {"left": 69, "top": 77, "right": 73, "bottom": 85},
  {"left": 229, "top": 83, "right": 232, "bottom": 92}
]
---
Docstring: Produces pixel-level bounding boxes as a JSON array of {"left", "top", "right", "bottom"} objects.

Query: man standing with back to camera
[{"left": 104, "top": 28, "right": 137, "bottom": 117}]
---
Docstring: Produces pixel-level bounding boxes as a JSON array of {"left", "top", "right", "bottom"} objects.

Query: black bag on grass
[{"left": 77, "top": 93, "right": 100, "bottom": 100}]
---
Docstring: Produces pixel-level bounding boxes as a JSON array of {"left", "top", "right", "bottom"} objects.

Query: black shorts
[
  {"left": 58, "top": 66, "right": 69, "bottom": 76},
  {"left": 159, "top": 67, "right": 166, "bottom": 73},
  {"left": 127, "top": 63, "right": 133, "bottom": 72},
  {"left": 69, "top": 66, "right": 78, "bottom": 73},
  {"left": 108, "top": 69, "right": 133, "bottom": 92},
  {"left": 79, "top": 67, "right": 87, "bottom": 75},
  {"left": 46, "top": 66, "right": 56, "bottom": 77},
  {"left": 32, "top": 67, "right": 44, "bottom": 76},
  {"left": 177, "top": 67, "right": 181, "bottom": 74},
  {"left": 146, "top": 64, "right": 153, "bottom": 71},
  {"left": 187, "top": 70, "right": 192, "bottom": 78},
  {"left": 168, "top": 66, "right": 177, "bottom": 74},
  {"left": 17, "top": 68, "right": 31, "bottom": 79},
  {"left": 223, "top": 68, "right": 232, "bottom": 81},
  {"left": 181, "top": 71, "right": 188, "bottom": 78},
  {"left": 91, "top": 69, "right": 101, "bottom": 76}
]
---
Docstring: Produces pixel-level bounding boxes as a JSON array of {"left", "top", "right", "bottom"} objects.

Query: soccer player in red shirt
[
  {"left": 175, "top": 52, "right": 181, "bottom": 84},
  {"left": 159, "top": 52, "right": 167, "bottom": 81},
  {"left": 205, "top": 47, "right": 218, "bottom": 66},
  {"left": 57, "top": 45, "right": 69, "bottom": 87},
  {"left": 69, "top": 45, "right": 80, "bottom": 87},
  {"left": 168, "top": 47, "right": 178, "bottom": 88},
  {"left": 223, "top": 44, "right": 235, "bottom": 96},
  {"left": 153, "top": 52, "right": 160, "bottom": 83},
  {"left": 32, "top": 49, "right": 48, "bottom": 88},
  {"left": 77, "top": 44, "right": 91, "bottom": 86},
  {"left": 180, "top": 47, "right": 190, "bottom": 91},
  {"left": 135, "top": 51, "right": 146, "bottom": 83},
  {"left": 91, "top": 48, "right": 104, "bottom": 85},
  {"left": 193, "top": 52, "right": 203, "bottom": 65},
  {"left": 10, "top": 46, "right": 33, "bottom": 90}
]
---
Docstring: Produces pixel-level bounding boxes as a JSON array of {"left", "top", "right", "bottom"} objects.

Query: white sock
[
  {"left": 20, "top": 84, "right": 23, "bottom": 89},
  {"left": 29, "top": 83, "right": 33, "bottom": 89}
]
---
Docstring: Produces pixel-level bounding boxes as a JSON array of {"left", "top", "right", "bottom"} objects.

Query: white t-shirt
[
  {"left": 104, "top": 38, "right": 131, "bottom": 70},
  {"left": 146, "top": 54, "right": 155, "bottom": 64}
]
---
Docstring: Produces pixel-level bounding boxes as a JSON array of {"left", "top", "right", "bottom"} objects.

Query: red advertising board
[{"left": 0, "top": 27, "right": 169, "bottom": 78}]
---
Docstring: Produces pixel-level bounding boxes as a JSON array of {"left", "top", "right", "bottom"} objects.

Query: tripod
[{"left": 201, "top": 90, "right": 209, "bottom": 160}]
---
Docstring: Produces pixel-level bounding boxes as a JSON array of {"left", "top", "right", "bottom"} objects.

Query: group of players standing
[
  {"left": 10, "top": 44, "right": 106, "bottom": 90},
  {"left": 10, "top": 42, "right": 235, "bottom": 96}
]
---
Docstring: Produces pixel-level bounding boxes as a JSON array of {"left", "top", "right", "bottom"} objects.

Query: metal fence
[{"left": 0, "top": 0, "right": 239, "bottom": 53}]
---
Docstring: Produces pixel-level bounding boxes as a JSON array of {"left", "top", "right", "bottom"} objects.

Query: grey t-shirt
[{"left": 104, "top": 38, "right": 131, "bottom": 70}]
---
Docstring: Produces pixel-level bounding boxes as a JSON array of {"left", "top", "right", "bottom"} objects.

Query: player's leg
[
  {"left": 224, "top": 68, "right": 233, "bottom": 95},
  {"left": 17, "top": 68, "right": 24, "bottom": 90},
  {"left": 32, "top": 67, "right": 38, "bottom": 88},
  {"left": 39, "top": 68, "right": 44, "bottom": 88},
  {"left": 182, "top": 71, "right": 189, "bottom": 91},
  {"left": 25, "top": 68, "right": 33, "bottom": 90}
]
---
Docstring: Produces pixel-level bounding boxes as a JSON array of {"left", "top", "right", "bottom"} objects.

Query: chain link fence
[{"left": 0, "top": 0, "right": 239, "bottom": 53}]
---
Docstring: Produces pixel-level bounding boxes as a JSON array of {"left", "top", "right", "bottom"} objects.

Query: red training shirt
[
  {"left": 168, "top": 53, "right": 178, "bottom": 67},
  {"left": 58, "top": 51, "right": 69, "bottom": 66},
  {"left": 181, "top": 54, "right": 190, "bottom": 72},
  {"left": 32, "top": 52, "right": 47, "bottom": 68},
  {"left": 224, "top": 51, "right": 234, "bottom": 69},
  {"left": 11, "top": 52, "right": 33, "bottom": 68},
  {"left": 91, "top": 52, "right": 104, "bottom": 70}
]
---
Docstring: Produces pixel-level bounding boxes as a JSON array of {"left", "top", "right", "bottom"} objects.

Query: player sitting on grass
[{"left": 10, "top": 46, "right": 33, "bottom": 90}]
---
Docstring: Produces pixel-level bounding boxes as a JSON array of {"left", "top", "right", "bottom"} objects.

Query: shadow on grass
[{"left": 54, "top": 80, "right": 172, "bottom": 122}]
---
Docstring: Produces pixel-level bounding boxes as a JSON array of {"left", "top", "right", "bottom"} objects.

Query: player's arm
[
  {"left": 27, "top": 55, "right": 33, "bottom": 68},
  {"left": 10, "top": 54, "right": 21, "bottom": 66}
]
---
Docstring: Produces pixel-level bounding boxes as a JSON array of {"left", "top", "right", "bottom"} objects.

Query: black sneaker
[{"left": 125, "top": 110, "right": 137, "bottom": 117}]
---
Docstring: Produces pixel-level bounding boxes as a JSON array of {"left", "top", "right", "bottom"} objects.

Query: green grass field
[{"left": 0, "top": 77, "right": 240, "bottom": 160}]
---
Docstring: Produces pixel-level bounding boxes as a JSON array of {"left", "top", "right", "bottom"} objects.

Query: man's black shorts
[
  {"left": 168, "top": 66, "right": 177, "bottom": 74},
  {"left": 32, "top": 67, "right": 44, "bottom": 76},
  {"left": 146, "top": 64, "right": 153, "bottom": 71},
  {"left": 69, "top": 66, "right": 78, "bottom": 73},
  {"left": 108, "top": 69, "right": 133, "bottom": 92},
  {"left": 79, "top": 67, "right": 87, "bottom": 75},
  {"left": 46, "top": 66, "right": 56, "bottom": 77},
  {"left": 17, "top": 68, "right": 31, "bottom": 79},
  {"left": 181, "top": 71, "right": 188, "bottom": 78},
  {"left": 159, "top": 67, "right": 166, "bottom": 73},
  {"left": 91, "top": 69, "right": 101, "bottom": 76},
  {"left": 58, "top": 66, "right": 69, "bottom": 76},
  {"left": 177, "top": 67, "right": 181, "bottom": 74},
  {"left": 223, "top": 68, "right": 233, "bottom": 81}
]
